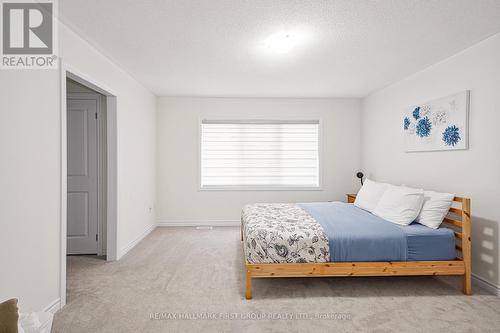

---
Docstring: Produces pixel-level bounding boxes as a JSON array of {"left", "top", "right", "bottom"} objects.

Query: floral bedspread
[{"left": 242, "top": 203, "right": 330, "bottom": 264}]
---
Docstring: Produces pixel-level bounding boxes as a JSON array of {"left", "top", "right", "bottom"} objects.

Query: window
[{"left": 200, "top": 120, "right": 320, "bottom": 189}]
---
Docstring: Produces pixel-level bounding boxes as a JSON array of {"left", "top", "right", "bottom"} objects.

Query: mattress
[
  {"left": 242, "top": 202, "right": 456, "bottom": 264},
  {"left": 298, "top": 202, "right": 456, "bottom": 262}
]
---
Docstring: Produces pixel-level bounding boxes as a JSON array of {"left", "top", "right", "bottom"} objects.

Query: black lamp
[{"left": 356, "top": 172, "right": 364, "bottom": 186}]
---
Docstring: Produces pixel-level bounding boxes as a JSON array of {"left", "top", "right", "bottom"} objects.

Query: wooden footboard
[{"left": 243, "top": 195, "right": 472, "bottom": 299}]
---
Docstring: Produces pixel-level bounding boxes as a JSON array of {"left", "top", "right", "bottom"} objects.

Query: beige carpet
[{"left": 53, "top": 227, "right": 500, "bottom": 332}]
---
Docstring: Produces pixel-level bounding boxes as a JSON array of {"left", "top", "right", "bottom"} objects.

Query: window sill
[{"left": 198, "top": 186, "right": 322, "bottom": 192}]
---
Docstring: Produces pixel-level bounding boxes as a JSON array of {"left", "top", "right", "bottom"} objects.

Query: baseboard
[
  {"left": 472, "top": 274, "right": 500, "bottom": 296},
  {"left": 156, "top": 219, "right": 240, "bottom": 227},
  {"left": 118, "top": 223, "right": 156, "bottom": 259},
  {"left": 43, "top": 298, "right": 61, "bottom": 314}
]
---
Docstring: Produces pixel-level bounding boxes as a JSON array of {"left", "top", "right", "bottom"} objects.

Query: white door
[{"left": 67, "top": 97, "right": 99, "bottom": 254}]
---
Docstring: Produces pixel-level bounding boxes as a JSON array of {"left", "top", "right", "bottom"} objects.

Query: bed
[{"left": 241, "top": 194, "right": 471, "bottom": 299}]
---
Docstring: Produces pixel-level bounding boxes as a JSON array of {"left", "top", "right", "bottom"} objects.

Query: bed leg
[
  {"left": 245, "top": 270, "right": 252, "bottom": 299},
  {"left": 462, "top": 198, "right": 472, "bottom": 295},
  {"left": 463, "top": 272, "right": 472, "bottom": 295}
]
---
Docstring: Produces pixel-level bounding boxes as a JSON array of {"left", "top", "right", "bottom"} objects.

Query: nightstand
[{"left": 346, "top": 193, "right": 357, "bottom": 203}]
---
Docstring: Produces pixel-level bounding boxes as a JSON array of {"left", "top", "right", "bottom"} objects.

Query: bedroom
[{"left": 0, "top": 0, "right": 499, "bottom": 332}]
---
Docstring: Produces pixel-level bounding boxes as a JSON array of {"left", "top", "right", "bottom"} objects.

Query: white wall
[
  {"left": 0, "top": 70, "right": 60, "bottom": 312},
  {"left": 157, "top": 97, "right": 361, "bottom": 223},
  {"left": 361, "top": 33, "right": 500, "bottom": 289},
  {"left": 0, "top": 22, "right": 156, "bottom": 312}
]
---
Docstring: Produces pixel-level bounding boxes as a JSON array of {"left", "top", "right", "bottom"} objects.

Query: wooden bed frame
[{"left": 242, "top": 194, "right": 471, "bottom": 299}]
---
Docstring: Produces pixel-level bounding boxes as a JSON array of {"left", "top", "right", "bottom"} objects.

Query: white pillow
[
  {"left": 415, "top": 190, "right": 455, "bottom": 229},
  {"left": 372, "top": 185, "right": 424, "bottom": 225},
  {"left": 353, "top": 179, "right": 389, "bottom": 212}
]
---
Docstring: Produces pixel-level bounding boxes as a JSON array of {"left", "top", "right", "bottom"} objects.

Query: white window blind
[{"left": 200, "top": 120, "right": 320, "bottom": 189}]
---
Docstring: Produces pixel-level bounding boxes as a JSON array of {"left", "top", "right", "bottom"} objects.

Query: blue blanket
[{"left": 298, "top": 202, "right": 455, "bottom": 262}]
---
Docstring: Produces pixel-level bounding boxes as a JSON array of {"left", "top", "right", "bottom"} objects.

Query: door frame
[
  {"left": 67, "top": 92, "right": 104, "bottom": 256},
  {"left": 59, "top": 61, "right": 118, "bottom": 307}
]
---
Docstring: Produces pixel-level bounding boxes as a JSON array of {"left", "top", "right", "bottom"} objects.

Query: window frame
[{"left": 198, "top": 116, "right": 324, "bottom": 191}]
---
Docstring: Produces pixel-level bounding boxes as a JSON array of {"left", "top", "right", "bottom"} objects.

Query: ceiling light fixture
[
  {"left": 260, "top": 30, "right": 305, "bottom": 55},
  {"left": 264, "top": 32, "right": 296, "bottom": 53}
]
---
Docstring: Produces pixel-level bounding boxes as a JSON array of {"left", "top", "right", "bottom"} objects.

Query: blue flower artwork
[
  {"left": 442, "top": 125, "right": 461, "bottom": 146},
  {"left": 416, "top": 116, "right": 432, "bottom": 137},
  {"left": 412, "top": 107, "right": 421, "bottom": 120},
  {"left": 404, "top": 91, "right": 468, "bottom": 151},
  {"left": 404, "top": 117, "right": 410, "bottom": 130}
]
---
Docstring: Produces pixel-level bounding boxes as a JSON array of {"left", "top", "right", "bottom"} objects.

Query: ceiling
[{"left": 59, "top": 0, "right": 500, "bottom": 98}]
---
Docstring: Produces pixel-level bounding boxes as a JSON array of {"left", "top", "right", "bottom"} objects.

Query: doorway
[
  {"left": 61, "top": 67, "right": 118, "bottom": 308},
  {"left": 59, "top": 66, "right": 119, "bottom": 307},
  {"left": 66, "top": 79, "right": 106, "bottom": 255}
]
